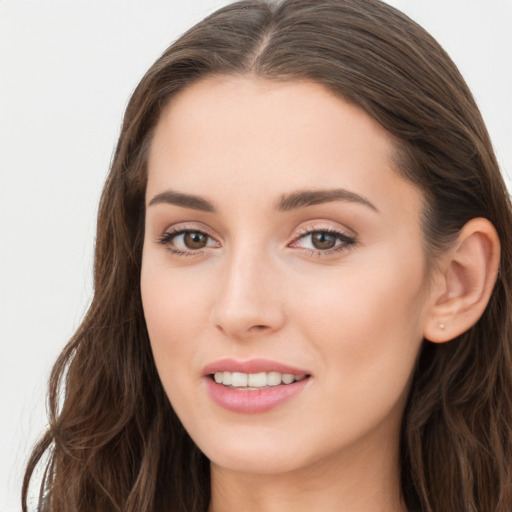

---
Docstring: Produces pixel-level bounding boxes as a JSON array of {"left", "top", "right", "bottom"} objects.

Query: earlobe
[{"left": 424, "top": 218, "right": 500, "bottom": 343}]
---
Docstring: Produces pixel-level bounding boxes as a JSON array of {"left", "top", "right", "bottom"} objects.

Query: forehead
[
  {"left": 146, "top": 76, "right": 422, "bottom": 220},
  {"left": 149, "top": 76, "right": 393, "bottom": 169}
]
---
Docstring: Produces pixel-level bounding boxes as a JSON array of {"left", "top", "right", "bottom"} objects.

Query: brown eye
[
  {"left": 311, "top": 232, "right": 337, "bottom": 250},
  {"left": 183, "top": 231, "right": 209, "bottom": 249},
  {"left": 158, "top": 228, "right": 219, "bottom": 255},
  {"left": 290, "top": 228, "right": 356, "bottom": 255}
]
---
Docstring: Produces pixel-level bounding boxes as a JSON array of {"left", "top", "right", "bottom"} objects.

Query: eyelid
[
  {"left": 160, "top": 220, "right": 216, "bottom": 233},
  {"left": 155, "top": 222, "right": 221, "bottom": 255},
  {"left": 155, "top": 220, "right": 357, "bottom": 257},
  {"left": 289, "top": 221, "right": 357, "bottom": 255},
  {"left": 293, "top": 220, "right": 356, "bottom": 240}
]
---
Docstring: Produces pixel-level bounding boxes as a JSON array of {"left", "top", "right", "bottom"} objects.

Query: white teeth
[
  {"left": 248, "top": 372, "right": 267, "bottom": 387},
  {"left": 281, "top": 373, "right": 295, "bottom": 384},
  {"left": 267, "top": 371, "right": 281, "bottom": 386},
  {"left": 212, "top": 371, "right": 306, "bottom": 388},
  {"left": 231, "top": 372, "right": 248, "bottom": 387}
]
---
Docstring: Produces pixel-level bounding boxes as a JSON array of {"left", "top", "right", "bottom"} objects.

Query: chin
[
  {"left": 207, "top": 445, "right": 312, "bottom": 476},
  {"left": 189, "top": 422, "right": 333, "bottom": 476}
]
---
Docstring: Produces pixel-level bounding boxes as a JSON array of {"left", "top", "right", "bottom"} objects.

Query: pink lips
[
  {"left": 203, "top": 358, "right": 311, "bottom": 414},
  {"left": 202, "top": 358, "right": 309, "bottom": 376}
]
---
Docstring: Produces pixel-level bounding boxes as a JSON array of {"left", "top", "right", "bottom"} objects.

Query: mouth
[
  {"left": 203, "top": 359, "right": 312, "bottom": 413},
  {"left": 210, "top": 371, "right": 309, "bottom": 389}
]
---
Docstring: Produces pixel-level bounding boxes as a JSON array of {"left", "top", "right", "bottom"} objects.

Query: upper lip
[{"left": 202, "top": 358, "right": 311, "bottom": 377}]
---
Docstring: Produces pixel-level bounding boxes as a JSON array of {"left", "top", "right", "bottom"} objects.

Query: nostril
[{"left": 250, "top": 325, "right": 269, "bottom": 332}]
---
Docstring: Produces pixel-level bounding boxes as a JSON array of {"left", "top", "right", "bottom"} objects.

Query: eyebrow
[
  {"left": 276, "top": 189, "right": 378, "bottom": 212},
  {"left": 147, "top": 187, "right": 378, "bottom": 213},
  {"left": 148, "top": 190, "right": 216, "bottom": 212}
]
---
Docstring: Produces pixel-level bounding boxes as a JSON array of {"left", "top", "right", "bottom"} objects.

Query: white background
[{"left": 1, "top": 1, "right": 511, "bottom": 510}]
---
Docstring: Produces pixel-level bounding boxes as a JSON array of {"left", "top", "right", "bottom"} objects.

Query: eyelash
[
  {"left": 156, "top": 227, "right": 217, "bottom": 256},
  {"left": 156, "top": 225, "right": 357, "bottom": 257},
  {"left": 291, "top": 226, "right": 357, "bottom": 256}
]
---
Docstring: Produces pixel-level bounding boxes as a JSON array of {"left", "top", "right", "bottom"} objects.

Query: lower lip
[{"left": 204, "top": 377, "right": 310, "bottom": 413}]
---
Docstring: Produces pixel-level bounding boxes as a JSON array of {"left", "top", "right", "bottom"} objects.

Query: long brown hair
[{"left": 22, "top": 1, "right": 512, "bottom": 511}]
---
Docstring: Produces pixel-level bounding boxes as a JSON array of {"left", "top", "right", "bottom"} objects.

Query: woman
[{"left": 22, "top": 0, "right": 512, "bottom": 511}]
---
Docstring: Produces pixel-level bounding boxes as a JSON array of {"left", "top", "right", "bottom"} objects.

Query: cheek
[
  {"left": 299, "top": 267, "right": 423, "bottom": 328},
  {"left": 140, "top": 258, "right": 210, "bottom": 384},
  {"left": 291, "top": 248, "right": 427, "bottom": 398},
  {"left": 141, "top": 270, "right": 209, "bottom": 423}
]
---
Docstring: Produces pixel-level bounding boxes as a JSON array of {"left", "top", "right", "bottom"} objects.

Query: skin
[{"left": 141, "top": 76, "right": 436, "bottom": 512}]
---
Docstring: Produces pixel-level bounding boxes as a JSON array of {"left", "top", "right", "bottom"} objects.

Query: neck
[{"left": 208, "top": 433, "right": 408, "bottom": 512}]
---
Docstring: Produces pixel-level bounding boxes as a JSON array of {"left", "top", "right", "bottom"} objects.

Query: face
[{"left": 141, "top": 77, "right": 432, "bottom": 477}]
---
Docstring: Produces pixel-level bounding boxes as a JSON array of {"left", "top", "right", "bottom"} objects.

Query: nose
[{"left": 210, "top": 246, "right": 286, "bottom": 341}]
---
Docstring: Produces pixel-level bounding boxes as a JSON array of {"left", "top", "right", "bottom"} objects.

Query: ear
[{"left": 423, "top": 218, "right": 500, "bottom": 343}]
